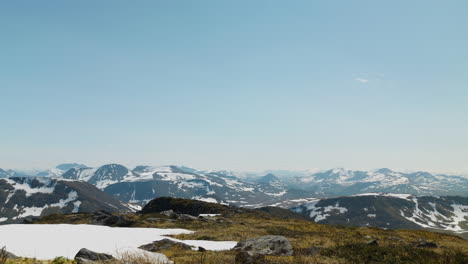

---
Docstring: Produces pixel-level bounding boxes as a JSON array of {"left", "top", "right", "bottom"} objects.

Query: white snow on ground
[
  {"left": 351, "top": 193, "right": 413, "bottom": 200},
  {"left": 193, "top": 197, "right": 218, "bottom": 204},
  {"left": 0, "top": 224, "right": 237, "bottom": 260},
  {"left": 295, "top": 201, "right": 348, "bottom": 222},
  {"left": 263, "top": 190, "right": 287, "bottom": 197},
  {"left": 73, "top": 168, "right": 98, "bottom": 182},
  {"left": 198, "top": 214, "right": 220, "bottom": 217},
  {"left": 399, "top": 198, "right": 468, "bottom": 233},
  {"left": 12, "top": 191, "right": 80, "bottom": 219},
  {"left": 126, "top": 203, "right": 143, "bottom": 212}
]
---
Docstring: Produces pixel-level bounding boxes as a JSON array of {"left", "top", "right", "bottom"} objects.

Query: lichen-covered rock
[
  {"left": 74, "top": 248, "right": 115, "bottom": 264},
  {"left": 233, "top": 235, "right": 293, "bottom": 263},
  {"left": 139, "top": 239, "right": 192, "bottom": 252},
  {"left": 415, "top": 239, "right": 437, "bottom": 248},
  {"left": 160, "top": 209, "right": 177, "bottom": 218}
]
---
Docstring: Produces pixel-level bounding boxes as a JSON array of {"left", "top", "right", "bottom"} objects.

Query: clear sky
[{"left": 1, "top": 1, "right": 467, "bottom": 172}]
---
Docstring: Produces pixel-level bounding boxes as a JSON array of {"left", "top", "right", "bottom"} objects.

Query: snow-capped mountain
[
  {"left": 289, "top": 168, "right": 468, "bottom": 197},
  {"left": 52, "top": 164, "right": 314, "bottom": 207},
  {"left": 5, "top": 164, "right": 467, "bottom": 209},
  {"left": 292, "top": 194, "right": 468, "bottom": 235},
  {"left": 36, "top": 163, "right": 89, "bottom": 178},
  {"left": 0, "top": 177, "right": 134, "bottom": 224},
  {"left": 62, "top": 164, "right": 132, "bottom": 189},
  {"left": 0, "top": 169, "right": 9, "bottom": 178}
]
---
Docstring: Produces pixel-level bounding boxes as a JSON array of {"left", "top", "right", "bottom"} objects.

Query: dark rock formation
[
  {"left": 140, "top": 197, "right": 234, "bottom": 216},
  {"left": 74, "top": 248, "right": 115, "bottom": 264},
  {"left": 139, "top": 239, "right": 192, "bottom": 252}
]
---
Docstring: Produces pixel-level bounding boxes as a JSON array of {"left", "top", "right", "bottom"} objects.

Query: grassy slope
[{"left": 24, "top": 209, "right": 468, "bottom": 264}]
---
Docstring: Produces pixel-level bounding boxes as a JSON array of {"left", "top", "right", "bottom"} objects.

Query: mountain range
[
  {"left": 288, "top": 168, "right": 468, "bottom": 197},
  {"left": 1, "top": 163, "right": 468, "bottom": 236},
  {"left": 292, "top": 193, "right": 468, "bottom": 237},
  {"left": 2, "top": 164, "right": 468, "bottom": 207}
]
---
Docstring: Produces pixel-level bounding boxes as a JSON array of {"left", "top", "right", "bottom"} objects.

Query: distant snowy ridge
[
  {"left": 51, "top": 164, "right": 312, "bottom": 207},
  {"left": 292, "top": 194, "right": 468, "bottom": 234}
]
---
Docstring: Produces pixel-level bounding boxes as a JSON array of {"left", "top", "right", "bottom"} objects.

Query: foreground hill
[
  {"left": 0, "top": 177, "right": 134, "bottom": 224},
  {"left": 292, "top": 193, "right": 468, "bottom": 238},
  {"left": 30, "top": 197, "right": 468, "bottom": 263}
]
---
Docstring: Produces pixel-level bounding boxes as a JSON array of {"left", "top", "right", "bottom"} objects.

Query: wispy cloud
[{"left": 355, "top": 78, "right": 369, "bottom": 83}]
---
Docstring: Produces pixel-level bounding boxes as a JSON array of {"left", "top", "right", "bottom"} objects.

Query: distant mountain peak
[
  {"left": 55, "top": 163, "right": 89, "bottom": 171},
  {"left": 374, "top": 168, "right": 394, "bottom": 174},
  {"left": 257, "top": 173, "right": 280, "bottom": 183}
]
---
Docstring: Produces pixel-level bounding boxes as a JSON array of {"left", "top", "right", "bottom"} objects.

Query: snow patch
[{"left": 0, "top": 224, "right": 237, "bottom": 260}]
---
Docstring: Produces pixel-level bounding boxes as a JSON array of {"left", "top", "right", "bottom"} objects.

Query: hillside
[
  {"left": 292, "top": 194, "right": 468, "bottom": 238},
  {"left": 27, "top": 197, "right": 468, "bottom": 264},
  {"left": 0, "top": 177, "right": 134, "bottom": 224}
]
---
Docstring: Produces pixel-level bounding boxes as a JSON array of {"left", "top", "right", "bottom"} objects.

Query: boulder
[
  {"left": 91, "top": 210, "right": 133, "bottom": 227},
  {"left": 0, "top": 247, "right": 18, "bottom": 259},
  {"left": 178, "top": 214, "right": 198, "bottom": 221},
  {"left": 160, "top": 209, "right": 177, "bottom": 218},
  {"left": 139, "top": 239, "right": 192, "bottom": 252},
  {"left": 233, "top": 235, "right": 293, "bottom": 264},
  {"left": 367, "top": 239, "right": 379, "bottom": 246},
  {"left": 6, "top": 251, "right": 18, "bottom": 259},
  {"left": 74, "top": 248, "right": 115, "bottom": 264},
  {"left": 140, "top": 197, "right": 230, "bottom": 216},
  {"left": 415, "top": 239, "right": 437, "bottom": 248}
]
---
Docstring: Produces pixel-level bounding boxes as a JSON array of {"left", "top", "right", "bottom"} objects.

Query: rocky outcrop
[
  {"left": 140, "top": 197, "right": 235, "bottom": 216},
  {"left": 139, "top": 239, "right": 192, "bottom": 252},
  {"left": 91, "top": 210, "right": 134, "bottom": 227},
  {"left": 0, "top": 247, "right": 17, "bottom": 259},
  {"left": 74, "top": 248, "right": 115, "bottom": 264},
  {"left": 414, "top": 239, "right": 438, "bottom": 248},
  {"left": 233, "top": 235, "right": 293, "bottom": 263}
]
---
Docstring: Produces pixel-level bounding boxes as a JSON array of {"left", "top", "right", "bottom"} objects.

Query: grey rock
[
  {"left": 233, "top": 235, "right": 293, "bottom": 263},
  {"left": 0, "top": 248, "right": 18, "bottom": 259},
  {"left": 160, "top": 209, "right": 177, "bottom": 218},
  {"left": 367, "top": 239, "right": 379, "bottom": 246},
  {"left": 415, "top": 239, "right": 437, "bottom": 248},
  {"left": 91, "top": 210, "right": 133, "bottom": 227},
  {"left": 145, "top": 217, "right": 175, "bottom": 223},
  {"left": 74, "top": 248, "right": 115, "bottom": 264},
  {"left": 139, "top": 238, "right": 192, "bottom": 252},
  {"left": 178, "top": 214, "right": 198, "bottom": 221}
]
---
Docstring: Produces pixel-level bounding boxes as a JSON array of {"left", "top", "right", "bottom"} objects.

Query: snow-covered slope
[
  {"left": 0, "top": 169, "right": 9, "bottom": 178},
  {"left": 0, "top": 177, "right": 134, "bottom": 223},
  {"left": 36, "top": 163, "right": 89, "bottom": 178},
  {"left": 292, "top": 194, "right": 468, "bottom": 234}
]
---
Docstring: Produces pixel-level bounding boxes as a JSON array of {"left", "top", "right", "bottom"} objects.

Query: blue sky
[{"left": 1, "top": 1, "right": 467, "bottom": 172}]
